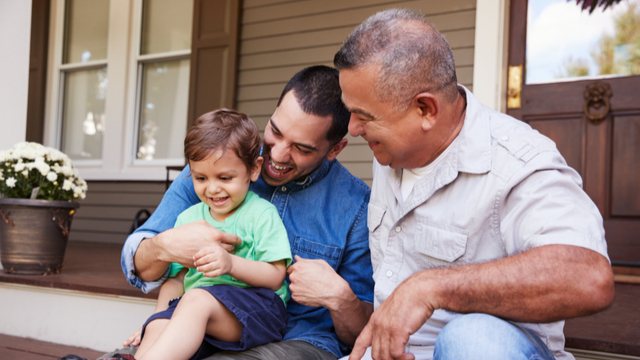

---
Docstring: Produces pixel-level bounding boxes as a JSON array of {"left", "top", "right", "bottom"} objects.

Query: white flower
[
  {"left": 62, "top": 179, "right": 73, "bottom": 191},
  {"left": 6, "top": 177, "right": 16, "bottom": 188},
  {"left": 34, "top": 160, "right": 50, "bottom": 176},
  {"left": 0, "top": 142, "right": 87, "bottom": 201},
  {"left": 14, "top": 162, "right": 25, "bottom": 172}
]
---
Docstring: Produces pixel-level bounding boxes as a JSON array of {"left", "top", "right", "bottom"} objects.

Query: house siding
[
  {"left": 69, "top": 182, "right": 165, "bottom": 243},
  {"left": 72, "top": 0, "right": 476, "bottom": 244}
]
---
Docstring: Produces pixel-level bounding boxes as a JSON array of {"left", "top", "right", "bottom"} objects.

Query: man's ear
[
  {"left": 251, "top": 156, "right": 264, "bottom": 182},
  {"left": 326, "top": 138, "right": 348, "bottom": 161},
  {"left": 415, "top": 92, "right": 438, "bottom": 132}
]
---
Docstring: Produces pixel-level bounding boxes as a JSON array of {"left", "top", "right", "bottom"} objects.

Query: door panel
[
  {"left": 508, "top": 0, "right": 640, "bottom": 264},
  {"left": 611, "top": 115, "right": 640, "bottom": 216},
  {"left": 527, "top": 117, "right": 585, "bottom": 175}
]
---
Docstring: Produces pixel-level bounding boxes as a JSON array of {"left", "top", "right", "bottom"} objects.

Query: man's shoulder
[
  {"left": 485, "top": 112, "right": 571, "bottom": 183},
  {"left": 326, "top": 160, "right": 370, "bottom": 198},
  {"left": 488, "top": 112, "right": 559, "bottom": 161}
]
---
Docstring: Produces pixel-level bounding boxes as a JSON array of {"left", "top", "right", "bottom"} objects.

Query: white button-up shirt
[{"left": 367, "top": 87, "right": 608, "bottom": 360}]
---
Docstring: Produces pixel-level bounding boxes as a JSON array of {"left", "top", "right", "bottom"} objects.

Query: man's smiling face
[{"left": 261, "top": 91, "right": 339, "bottom": 186}]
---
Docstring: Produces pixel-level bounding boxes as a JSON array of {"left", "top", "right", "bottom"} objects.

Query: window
[{"left": 46, "top": 0, "right": 193, "bottom": 180}]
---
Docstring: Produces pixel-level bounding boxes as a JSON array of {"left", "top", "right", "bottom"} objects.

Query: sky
[{"left": 526, "top": 0, "right": 637, "bottom": 83}]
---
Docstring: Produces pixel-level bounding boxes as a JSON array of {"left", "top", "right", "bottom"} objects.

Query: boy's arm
[
  {"left": 193, "top": 244, "right": 287, "bottom": 291},
  {"left": 228, "top": 258, "right": 287, "bottom": 291}
]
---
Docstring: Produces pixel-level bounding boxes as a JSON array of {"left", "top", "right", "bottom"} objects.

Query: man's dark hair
[{"left": 277, "top": 65, "right": 350, "bottom": 144}]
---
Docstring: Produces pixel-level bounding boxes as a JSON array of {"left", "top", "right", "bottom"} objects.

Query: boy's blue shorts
[{"left": 142, "top": 284, "right": 287, "bottom": 359}]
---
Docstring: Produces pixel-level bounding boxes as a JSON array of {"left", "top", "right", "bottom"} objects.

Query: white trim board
[{"left": 473, "top": 0, "right": 509, "bottom": 112}]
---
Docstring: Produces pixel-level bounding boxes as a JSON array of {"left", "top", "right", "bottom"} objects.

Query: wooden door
[{"left": 507, "top": 0, "right": 640, "bottom": 265}]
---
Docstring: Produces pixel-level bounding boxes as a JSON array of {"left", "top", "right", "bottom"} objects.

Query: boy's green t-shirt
[{"left": 169, "top": 191, "right": 291, "bottom": 303}]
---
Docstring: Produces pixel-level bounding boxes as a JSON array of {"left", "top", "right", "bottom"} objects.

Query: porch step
[
  {"left": 0, "top": 282, "right": 154, "bottom": 353},
  {"left": 0, "top": 241, "right": 155, "bottom": 353}
]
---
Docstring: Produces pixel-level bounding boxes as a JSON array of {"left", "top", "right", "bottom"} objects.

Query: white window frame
[{"left": 45, "top": 0, "right": 189, "bottom": 181}]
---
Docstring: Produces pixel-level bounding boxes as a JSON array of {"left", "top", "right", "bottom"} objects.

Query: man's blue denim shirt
[{"left": 121, "top": 159, "right": 374, "bottom": 358}]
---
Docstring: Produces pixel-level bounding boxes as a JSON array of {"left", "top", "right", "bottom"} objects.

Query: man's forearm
[
  {"left": 412, "top": 245, "right": 614, "bottom": 322},
  {"left": 327, "top": 279, "right": 374, "bottom": 346},
  {"left": 134, "top": 235, "right": 170, "bottom": 282}
]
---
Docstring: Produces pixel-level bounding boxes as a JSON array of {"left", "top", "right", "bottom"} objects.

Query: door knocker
[{"left": 583, "top": 82, "right": 612, "bottom": 124}]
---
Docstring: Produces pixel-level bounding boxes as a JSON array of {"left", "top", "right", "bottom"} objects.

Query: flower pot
[{"left": 0, "top": 198, "right": 79, "bottom": 275}]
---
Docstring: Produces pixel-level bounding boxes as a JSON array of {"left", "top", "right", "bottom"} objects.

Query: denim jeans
[
  {"left": 434, "top": 313, "right": 556, "bottom": 360},
  {"left": 346, "top": 313, "right": 556, "bottom": 360}
]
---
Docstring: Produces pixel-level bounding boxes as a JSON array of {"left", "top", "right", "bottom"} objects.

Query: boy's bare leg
[
  {"left": 138, "top": 289, "right": 242, "bottom": 360},
  {"left": 135, "top": 319, "right": 169, "bottom": 358}
]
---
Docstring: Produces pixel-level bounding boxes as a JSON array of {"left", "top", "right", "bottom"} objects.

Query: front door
[{"left": 507, "top": 0, "right": 640, "bottom": 265}]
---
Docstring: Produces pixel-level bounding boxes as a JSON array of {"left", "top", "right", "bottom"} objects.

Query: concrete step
[{"left": 0, "top": 282, "right": 154, "bottom": 353}]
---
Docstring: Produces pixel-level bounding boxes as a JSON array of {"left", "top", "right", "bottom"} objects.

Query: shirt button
[
  {"left": 280, "top": 186, "right": 287, "bottom": 192},
  {"left": 501, "top": 136, "right": 509, "bottom": 142},
  {"left": 395, "top": 226, "right": 402, "bottom": 233},
  {"left": 385, "top": 270, "right": 393, "bottom": 277}
]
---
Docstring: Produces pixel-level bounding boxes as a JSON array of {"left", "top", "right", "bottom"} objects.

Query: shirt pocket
[
  {"left": 292, "top": 237, "right": 342, "bottom": 269},
  {"left": 414, "top": 224, "right": 468, "bottom": 263}
]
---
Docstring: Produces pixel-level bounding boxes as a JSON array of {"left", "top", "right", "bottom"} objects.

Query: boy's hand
[
  {"left": 193, "top": 243, "right": 234, "bottom": 277},
  {"left": 122, "top": 328, "right": 142, "bottom": 347}
]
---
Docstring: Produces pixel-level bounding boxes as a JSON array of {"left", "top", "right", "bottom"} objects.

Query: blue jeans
[{"left": 434, "top": 313, "right": 555, "bottom": 360}]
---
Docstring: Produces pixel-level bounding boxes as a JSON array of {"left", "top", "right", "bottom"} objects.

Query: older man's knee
[{"left": 434, "top": 313, "right": 552, "bottom": 360}]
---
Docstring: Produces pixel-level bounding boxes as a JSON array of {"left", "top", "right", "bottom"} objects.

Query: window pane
[
  {"left": 137, "top": 59, "right": 190, "bottom": 160},
  {"left": 526, "top": 0, "right": 640, "bottom": 84},
  {"left": 141, "top": 0, "right": 193, "bottom": 55},
  {"left": 63, "top": 0, "right": 110, "bottom": 63},
  {"left": 61, "top": 68, "right": 107, "bottom": 160}
]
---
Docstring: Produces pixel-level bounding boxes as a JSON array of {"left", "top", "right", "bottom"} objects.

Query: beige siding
[
  {"left": 69, "top": 181, "right": 165, "bottom": 244},
  {"left": 237, "top": 0, "right": 476, "bottom": 183}
]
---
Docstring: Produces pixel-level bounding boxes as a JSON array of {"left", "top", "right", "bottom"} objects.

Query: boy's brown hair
[{"left": 184, "top": 109, "right": 261, "bottom": 171}]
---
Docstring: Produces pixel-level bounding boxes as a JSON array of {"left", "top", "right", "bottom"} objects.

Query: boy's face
[{"left": 190, "top": 149, "right": 262, "bottom": 221}]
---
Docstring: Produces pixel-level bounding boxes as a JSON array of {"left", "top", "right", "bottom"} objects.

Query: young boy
[{"left": 134, "top": 109, "right": 291, "bottom": 360}]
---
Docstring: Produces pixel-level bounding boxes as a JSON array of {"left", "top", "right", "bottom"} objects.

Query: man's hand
[
  {"left": 156, "top": 220, "right": 240, "bottom": 266},
  {"left": 193, "top": 243, "right": 234, "bottom": 278},
  {"left": 350, "top": 275, "right": 435, "bottom": 360},
  {"left": 136, "top": 220, "right": 240, "bottom": 281},
  {"left": 288, "top": 255, "right": 373, "bottom": 346},
  {"left": 287, "top": 255, "right": 347, "bottom": 308}
]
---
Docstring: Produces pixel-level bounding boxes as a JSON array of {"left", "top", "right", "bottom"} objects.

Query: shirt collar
[{"left": 258, "top": 158, "right": 333, "bottom": 193}]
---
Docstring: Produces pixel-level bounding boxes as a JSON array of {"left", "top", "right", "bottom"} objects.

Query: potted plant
[{"left": 0, "top": 142, "right": 87, "bottom": 275}]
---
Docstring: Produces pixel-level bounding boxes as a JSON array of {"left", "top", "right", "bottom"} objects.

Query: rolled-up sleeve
[{"left": 120, "top": 166, "right": 199, "bottom": 293}]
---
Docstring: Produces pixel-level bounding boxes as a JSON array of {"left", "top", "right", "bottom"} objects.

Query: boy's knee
[{"left": 179, "top": 288, "right": 212, "bottom": 306}]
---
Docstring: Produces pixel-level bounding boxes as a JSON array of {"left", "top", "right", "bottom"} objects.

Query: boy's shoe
[
  {"left": 59, "top": 356, "right": 87, "bottom": 360},
  {"left": 96, "top": 346, "right": 137, "bottom": 360}
]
